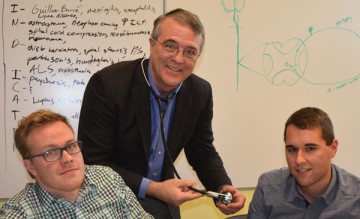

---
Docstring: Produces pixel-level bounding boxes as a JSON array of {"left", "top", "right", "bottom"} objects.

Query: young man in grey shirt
[{"left": 248, "top": 107, "right": 360, "bottom": 218}]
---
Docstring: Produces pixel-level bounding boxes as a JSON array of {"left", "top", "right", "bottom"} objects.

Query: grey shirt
[{"left": 248, "top": 164, "right": 360, "bottom": 219}]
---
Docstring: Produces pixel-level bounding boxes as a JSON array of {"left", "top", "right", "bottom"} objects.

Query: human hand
[
  {"left": 147, "top": 179, "right": 204, "bottom": 206},
  {"left": 215, "top": 185, "right": 246, "bottom": 215}
]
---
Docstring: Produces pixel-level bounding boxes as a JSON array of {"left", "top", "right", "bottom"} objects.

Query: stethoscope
[
  {"left": 141, "top": 58, "right": 233, "bottom": 204},
  {"left": 141, "top": 58, "right": 182, "bottom": 179}
]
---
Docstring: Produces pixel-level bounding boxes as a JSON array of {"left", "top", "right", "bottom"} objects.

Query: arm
[
  {"left": 183, "top": 79, "right": 232, "bottom": 191},
  {"left": 78, "top": 72, "right": 117, "bottom": 165},
  {"left": 111, "top": 168, "right": 154, "bottom": 219},
  {"left": 0, "top": 203, "right": 26, "bottom": 218},
  {"left": 181, "top": 77, "right": 245, "bottom": 213},
  {"left": 247, "top": 175, "right": 268, "bottom": 219},
  {"left": 78, "top": 65, "right": 145, "bottom": 194}
]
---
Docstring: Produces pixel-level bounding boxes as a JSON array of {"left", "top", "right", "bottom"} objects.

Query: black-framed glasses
[
  {"left": 26, "top": 141, "right": 82, "bottom": 162},
  {"left": 153, "top": 38, "right": 200, "bottom": 60}
]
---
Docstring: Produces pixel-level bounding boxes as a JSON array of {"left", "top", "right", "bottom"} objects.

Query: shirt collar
[
  {"left": 35, "top": 182, "right": 57, "bottom": 208},
  {"left": 77, "top": 167, "right": 97, "bottom": 203},
  {"left": 320, "top": 164, "right": 337, "bottom": 204},
  {"left": 286, "top": 173, "right": 300, "bottom": 202},
  {"left": 286, "top": 164, "right": 337, "bottom": 205}
]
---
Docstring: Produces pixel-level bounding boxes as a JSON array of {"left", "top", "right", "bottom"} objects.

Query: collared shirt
[
  {"left": 0, "top": 165, "right": 153, "bottom": 219},
  {"left": 247, "top": 164, "right": 360, "bottom": 219},
  {"left": 138, "top": 62, "right": 181, "bottom": 199}
]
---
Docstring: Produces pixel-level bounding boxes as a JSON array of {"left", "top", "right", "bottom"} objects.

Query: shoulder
[
  {"left": 3, "top": 183, "right": 37, "bottom": 204},
  {"left": 0, "top": 183, "right": 37, "bottom": 216},
  {"left": 86, "top": 58, "right": 144, "bottom": 94},
  {"left": 182, "top": 74, "right": 212, "bottom": 104},
  {"left": 98, "top": 58, "right": 142, "bottom": 75},
  {"left": 90, "top": 58, "right": 143, "bottom": 83},
  {"left": 257, "top": 167, "right": 292, "bottom": 186},
  {"left": 333, "top": 164, "right": 360, "bottom": 194},
  {"left": 185, "top": 74, "right": 211, "bottom": 92},
  {"left": 85, "top": 165, "right": 123, "bottom": 184},
  {"left": 253, "top": 167, "right": 296, "bottom": 203},
  {"left": 86, "top": 165, "right": 119, "bottom": 178},
  {"left": 84, "top": 165, "right": 129, "bottom": 200}
]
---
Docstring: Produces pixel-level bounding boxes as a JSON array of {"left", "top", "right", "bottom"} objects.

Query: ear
[
  {"left": 149, "top": 37, "right": 156, "bottom": 47},
  {"left": 23, "top": 159, "right": 38, "bottom": 178},
  {"left": 329, "top": 139, "right": 338, "bottom": 158}
]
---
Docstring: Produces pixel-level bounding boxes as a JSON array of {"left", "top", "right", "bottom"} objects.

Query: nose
[
  {"left": 60, "top": 150, "right": 73, "bottom": 164},
  {"left": 171, "top": 49, "right": 185, "bottom": 63},
  {"left": 295, "top": 150, "right": 306, "bottom": 164}
]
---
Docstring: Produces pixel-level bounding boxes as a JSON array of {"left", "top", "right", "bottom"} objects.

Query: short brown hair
[
  {"left": 284, "top": 107, "right": 335, "bottom": 145},
  {"left": 14, "top": 109, "right": 73, "bottom": 159}
]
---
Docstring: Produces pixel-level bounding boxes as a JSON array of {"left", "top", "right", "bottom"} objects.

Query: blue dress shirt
[{"left": 138, "top": 62, "right": 181, "bottom": 199}]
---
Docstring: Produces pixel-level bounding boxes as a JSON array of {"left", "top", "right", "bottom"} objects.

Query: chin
[
  {"left": 62, "top": 179, "right": 84, "bottom": 191},
  {"left": 61, "top": 171, "right": 84, "bottom": 182}
]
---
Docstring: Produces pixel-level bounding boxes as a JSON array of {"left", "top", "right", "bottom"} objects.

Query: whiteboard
[
  {"left": 169, "top": 0, "right": 360, "bottom": 188},
  {"left": 0, "top": 0, "right": 164, "bottom": 198}
]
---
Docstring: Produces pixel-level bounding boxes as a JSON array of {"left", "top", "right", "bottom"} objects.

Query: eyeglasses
[
  {"left": 26, "top": 141, "right": 82, "bottom": 162},
  {"left": 153, "top": 38, "right": 200, "bottom": 61}
]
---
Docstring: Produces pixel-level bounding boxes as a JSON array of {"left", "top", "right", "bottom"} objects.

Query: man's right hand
[{"left": 146, "top": 179, "right": 204, "bottom": 206}]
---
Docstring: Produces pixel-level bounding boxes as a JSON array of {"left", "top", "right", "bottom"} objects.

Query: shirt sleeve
[
  {"left": 0, "top": 202, "right": 27, "bottom": 219},
  {"left": 247, "top": 174, "right": 268, "bottom": 219},
  {"left": 138, "top": 177, "right": 151, "bottom": 199},
  {"left": 112, "top": 170, "right": 154, "bottom": 218}
]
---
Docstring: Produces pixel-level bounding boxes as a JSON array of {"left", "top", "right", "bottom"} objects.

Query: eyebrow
[
  {"left": 304, "top": 143, "right": 319, "bottom": 147},
  {"left": 162, "top": 38, "right": 177, "bottom": 43},
  {"left": 285, "top": 143, "right": 319, "bottom": 148},
  {"left": 41, "top": 139, "right": 76, "bottom": 150},
  {"left": 285, "top": 145, "right": 296, "bottom": 149},
  {"left": 162, "top": 38, "right": 199, "bottom": 50}
]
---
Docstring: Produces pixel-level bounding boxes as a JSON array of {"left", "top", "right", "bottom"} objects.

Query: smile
[
  {"left": 167, "top": 64, "right": 182, "bottom": 72},
  {"left": 60, "top": 168, "right": 77, "bottom": 175},
  {"left": 296, "top": 168, "right": 311, "bottom": 172}
]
